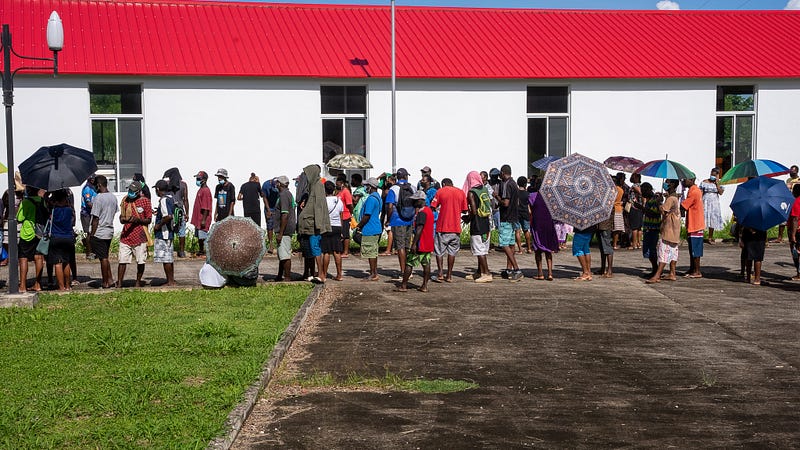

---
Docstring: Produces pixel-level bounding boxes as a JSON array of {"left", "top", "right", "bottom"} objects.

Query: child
[{"left": 398, "top": 191, "right": 434, "bottom": 292}]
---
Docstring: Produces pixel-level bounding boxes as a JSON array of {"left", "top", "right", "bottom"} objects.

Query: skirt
[{"left": 321, "top": 227, "right": 343, "bottom": 254}]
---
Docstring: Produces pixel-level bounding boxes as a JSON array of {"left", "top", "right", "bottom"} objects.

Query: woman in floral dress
[{"left": 699, "top": 167, "right": 725, "bottom": 243}]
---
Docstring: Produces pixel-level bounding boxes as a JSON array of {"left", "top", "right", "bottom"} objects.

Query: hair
[
  {"left": 793, "top": 183, "right": 800, "bottom": 197},
  {"left": 616, "top": 172, "right": 626, "bottom": 181},
  {"left": 791, "top": 165, "right": 799, "bottom": 172},
  {"left": 350, "top": 173, "right": 362, "bottom": 186},
  {"left": 324, "top": 180, "right": 336, "bottom": 195},
  {"left": 441, "top": 178, "right": 453, "bottom": 187},
  {"left": 711, "top": 167, "right": 720, "bottom": 174},
  {"left": 665, "top": 179, "right": 679, "bottom": 191},
  {"left": 480, "top": 171, "right": 488, "bottom": 178},
  {"left": 51, "top": 189, "right": 68, "bottom": 203},
  {"left": 95, "top": 174, "right": 108, "bottom": 188},
  {"left": 530, "top": 178, "right": 543, "bottom": 192},
  {"left": 517, "top": 176, "right": 527, "bottom": 188},
  {"left": 630, "top": 173, "right": 641, "bottom": 183},
  {"left": 500, "top": 164, "right": 512, "bottom": 175},
  {"left": 249, "top": 172, "right": 259, "bottom": 183},
  {"left": 336, "top": 173, "right": 347, "bottom": 183},
  {"left": 640, "top": 182, "right": 654, "bottom": 198},
  {"left": 421, "top": 174, "right": 432, "bottom": 185}
]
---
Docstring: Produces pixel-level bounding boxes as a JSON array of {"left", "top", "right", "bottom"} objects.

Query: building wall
[{"left": 3, "top": 76, "right": 798, "bottom": 221}]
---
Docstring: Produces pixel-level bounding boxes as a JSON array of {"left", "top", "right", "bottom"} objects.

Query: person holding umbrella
[{"left": 647, "top": 180, "right": 682, "bottom": 284}]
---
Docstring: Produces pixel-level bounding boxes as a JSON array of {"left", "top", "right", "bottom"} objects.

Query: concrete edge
[
  {"left": 207, "top": 283, "right": 326, "bottom": 450},
  {"left": 0, "top": 292, "right": 39, "bottom": 308}
]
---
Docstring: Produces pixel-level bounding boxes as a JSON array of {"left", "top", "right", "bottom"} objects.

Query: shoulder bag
[{"left": 36, "top": 211, "right": 53, "bottom": 256}]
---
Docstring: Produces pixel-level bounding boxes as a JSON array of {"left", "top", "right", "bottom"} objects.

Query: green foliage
[{"left": 0, "top": 285, "right": 311, "bottom": 448}]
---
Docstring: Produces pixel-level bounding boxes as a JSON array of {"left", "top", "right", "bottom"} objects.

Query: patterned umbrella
[
  {"left": 326, "top": 153, "right": 373, "bottom": 169},
  {"left": 540, "top": 153, "right": 617, "bottom": 229},
  {"left": 603, "top": 156, "right": 644, "bottom": 173},
  {"left": 719, "top": 159, "right": 790, "bottom": 185},
  {"left": 206, "top": 216, "right": 266, "bottom": 277},
  {"left": 730, "top": 176, "right": 794, "bottom": 231},
  {"left": 635, "top": 159, "right": 695, "bottom": 180},
  {"left": 531, "top": 155, "right": 561, "bottom": 171}
]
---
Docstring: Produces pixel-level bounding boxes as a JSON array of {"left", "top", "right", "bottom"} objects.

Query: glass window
[
  {"left": 715, "top": 86, "right": 755, "bottom": 175},
  {"left": 89, "top": 84, "right": 142, "bottom": 114},
  {"left": 716, "top": 86, "right": 754, "bottom": 112},
  {"left": 89, "top": 84, "right": 143, "bottom": 191},
  {"left": 527, "top": 86, "right": 568, "bottom": 114},
  {"left": 527, "top": 118, "right": 547, "bottom": 178},
  {"left": 321, "top": 87, "right": 368, "bottom": 178},
  {"left": 321, "top": 86, "right": 366, "bottom": 114}
]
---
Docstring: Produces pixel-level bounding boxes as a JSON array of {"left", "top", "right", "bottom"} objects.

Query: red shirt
[
  {"left": 791, "top": 196, "right": 800, "bottom": 219},
  {"left": 337, "top": 187, "right": 353, "bottom": 220},
  {"left": 430, "top": 185, "right": 468, "bottom": 234},
  {"left": 191, "top": 185, "right": 213, "bottom": 231},
  {"left": 415, "top": 206, "right": 435, "bottom": 253},
  {"left": 120, "top": 196, "right": 152, "bottom": 246},
  {"left": 681, "top": 184, "right": 705, "bottom": 233}
]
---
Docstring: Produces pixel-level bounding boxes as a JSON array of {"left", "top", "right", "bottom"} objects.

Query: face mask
[
  {"left": 218, "top": 179, "right": 225, "bottom": 185},
  {"left": 127, "top": 191, "right": 137, "bottom": 199},
  {"left": 295, "top": 182, "right": 299, "bottom": 187},
  {"left": 196, "top": 179, "right": 203, "bottom": 187},
  {"left": 709, "top": 176, "right": 717, "bottom": 182},
  {"left": 662, "top": 182, "right": 670, "bottom": 191}
]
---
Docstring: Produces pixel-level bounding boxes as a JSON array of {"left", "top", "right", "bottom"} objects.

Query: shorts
[
  {"left": 91, "top": 236, "right": 111, "bottom": 260},
  {"left": 119, "top": 242, "right": 148, "bottom": 265},
  {"left": 341, "top": 224, "right": 351, "bottom": 241},
  {"left": 177, "top": 218, "right": 187, "bottom": 238},
  {"left": 613, "top": 212, "right": 625, "bottom": 232},
  {"left": 597, "top": 230, "right": 614, "bottom": 255},
  {"left": 153, "top": 238, "right": 174, "bottom": 264},
  {"left": 470, "top": 233, "right": 490, "bottom": 256},
  {"left": 657, "top": 239, "right": 679, "bottom": 264},
  {"left": 277, "top": 235, "right": 292, "bottom": 261},
  {"left": 517, "top": 218, "right": 531, "bottom": 232},
  {"left": 642, "top": 230, "right": 659, "bottom": 259},
  {"left": 80, "top": 213, "right": 92, "bottom": 233},
  {"left": 744, "top": 239, "right": 766, "bottom": 262},
  {"left": 572, "top": 230, "right": 592, "bottom": 257},
  {"left": 299, "top": 234, "right": 322, "bottom": 258},
  {"left": 18, "top": 237, "right": 39, "bottom": 260},
  {"left": 434, "top": 232, "right": 460, "bottom": 256},
  {"left": 195, "top": 229, "right": 208, "bottom": 240},
  {"left": 265, "top": 208, "right": 277, "bottom": 231},
  {"left": 406, "top": 251, "right": 431, "bottom": 268},
  {"left": 360, "top": 234, "right": 380, "bottom": 259},
  {"left": 392, "top": 225, "right": 413, "bottom": 250},
  {"left": 498, "top": 222, "right": 515, "bottom": 247},
  {"left": 688, "top": 236, "right": 704, "bottom": 258},
  {"left": 492, "top": 210, "right": 500, "bottom": 230},
  {"left": 48, "top": 236, "right": 75, "bottom": 265},
  {"left": 321, "top": 228, "right": 343, "bottom": 254}
]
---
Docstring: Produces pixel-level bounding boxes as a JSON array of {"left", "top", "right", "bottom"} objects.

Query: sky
[{"left": 245, "top": 0, "right": 800, "bottom": 9}]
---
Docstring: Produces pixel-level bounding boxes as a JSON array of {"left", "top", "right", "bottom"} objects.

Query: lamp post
[
  {"left": 1, "top": 11, "right": 63, "bottom": 294},
  {"left": 391, "top": 0, "right": 396, "bottom": 173}
]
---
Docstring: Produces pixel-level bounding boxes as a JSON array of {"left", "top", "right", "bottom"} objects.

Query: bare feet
[
  {"left": 645, "top": 277, "right": 660, "bottom": 284},
  {"left": 417, "top": 286, "right": 428, "bottom": 292},
  {"left": 360, "top": 276, "right": 379, "bottom": 282}
]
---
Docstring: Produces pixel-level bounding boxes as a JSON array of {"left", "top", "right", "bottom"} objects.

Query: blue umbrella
[
  {"left": 730, "top": 176, "right": 794, "bottom": 231},
  {"left": 531, "top": 155, "right": 561, "bottom": 171}
]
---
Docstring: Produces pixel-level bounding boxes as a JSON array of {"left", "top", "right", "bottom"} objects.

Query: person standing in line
[
  {"left": 638, "top": 182, "right": 662, "bottom": 279},
  {"left": 775, "top": 165, "right": 800, "bottom": 244},
  {"left": 430, "top": 178, "right": 467, "bottom": 283},
  {"left": 463, "top": 171, "right": 493, "bottom": 282},
  {"left": 214, "top": 168, "right": 236, "bottom": 222},
  {"left": 335, "top": 174, "right": 354, "bottom": 258},
  {"left": 47, "top": 190, "right": 75, "bottom": 291},
  {"left": 740, "top": 225, "right": 767, "bottom": 285},
  {"left": 296, "top": 164, "right": 331, "bottom": 283},
  {"left": 417, "top": 165, "right": 441, "bottom": 191},
  {"left": 699, "top": 168, "right": 724, "bottom": 244},
  {"left": 163, "top": 168, "right": 190, "bottom": 258},
  {"left": 117, "top": 180, "right": 152, "bottom": 287},
  {"left": 153, "top": 180, "right": 176, "bottom": 286},
  {"left": 355, "top": 177, "right": 383, "bottom": 281},
  {"left": 681, "top": 177, "right": 705, "bottom": 278},
  {"left": 647, "top": 179, "right": 681, "bottom": 284},
  {"left": 515, "top": 176, "right": 532, "bottom": 254},
  {"left": 350, "top": 173, "right": 367, "bottom": 222},
  {"left": 787, "top": 183, "right": 800, "bottom": 280},
  {"left": 191, "top": 171, "right": 212, "bottom": 257},
  {"left": 89, "top": 175, "right": 118, "bottom": 289},
  {"left": 238, "top": 172, "right": 264, "bottom": 226},
  {"left": 385, "top": 168, "right": 415, "bottom": 278},
  {"left": 274, "top": 176, "right": 296, "bottom": 282},
  {"left": 495, "top": 164, "right": 522, "bottom": 281},
  {"left": 322, "top": 181, "right": 344, "bottom": 282},
  {"left": 571, "top": 225, "right": 595, "bottom": 281},
  {"left": 133, "top": 173, "right": 151, "bottom": 200},
  {"left": 528, "top": 179, "right": 559, "bottom": 281},
  {"left": 398, "top": 191, "right": 434, "bottom": 293},
  {"left": 611, "top": 174, "right": 625, "bottom": 250},
  {"left": 262, "top": 177, "right": 280, "bottom": 254},
  {"left": 627, "top": 172, "right": 644, "bottom": 250},
  {"left": 17, "top": 186, "right": 47, "bottom": 292},
  {"left": 488, "top": 168, "right": 502, "bottom": 233},
  {"left": 79, "top": 174, "right": 97, "bottom": 259},
  {"left": 595, "top": 209, "right": 615, "bottom": 278}
]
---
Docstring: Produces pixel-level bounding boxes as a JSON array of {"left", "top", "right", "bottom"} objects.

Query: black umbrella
[{"left": 19, "top": 143, "right": 98, "bottom": 191}]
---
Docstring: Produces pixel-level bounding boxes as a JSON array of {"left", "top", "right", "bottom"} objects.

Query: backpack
[
  {"left": 470, "top": 187, "right": 492, "bottom": 218},
  {"left": 396, "top": 183, "right": 416, "bottom": 221}
]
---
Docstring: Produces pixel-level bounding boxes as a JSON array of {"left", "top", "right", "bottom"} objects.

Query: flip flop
[{"left": 430, "top": 275, "right": 442, "bottom": 283}]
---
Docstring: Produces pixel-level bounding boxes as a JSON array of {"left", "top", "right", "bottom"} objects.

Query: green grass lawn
[{"left": 0, "top": 285, "right": 311, "bottom": 448}]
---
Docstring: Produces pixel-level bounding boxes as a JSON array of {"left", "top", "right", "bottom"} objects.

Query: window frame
[
  {"left": 526, "top": 85, "right": 571, "bottom": 177},
  {"left": 715, "top": 85, "right": 757, "bottom": 174},
  {"left": 320, "top": 84, "right": 369, "bottom": 178}
]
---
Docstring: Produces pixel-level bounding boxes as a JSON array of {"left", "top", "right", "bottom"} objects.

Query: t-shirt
[
  {"left": 215, "top": 182, "right": 236, "bottom": 221},
  {"left": 276, "top": 189, "right": 297, "bottom": 236},
  {"left": 430, "top": 185, "right": 468, "bottom": 234},
  {"left": 414, "top": 206, "right": 435, "bottom": 253},
  {"left": 499, "top": 178, "right": 519, "bottom": 223},
  {"left": 352, "top": 186, "right": 367, "bottom": 221},
  {"left": 425, "top": 187, "right": 437, "bottom": 207},
  {"left": 642, "top": 197, "right": 662, "bottom": 232},
  {"left": 791, "top": 196, "right": 800, "bottom": 219},
  {"left": 468, "top": 190, "right": 490, "bottom": 236},
  {"left": 517, "top": 188, "right": 530, "bottom": 222},
  {"left": 326, "top": 196, "right": 344, "bottom": 227},
  {"left": 613, "top": 186, "right": 624, "bottom": 213},
  {"left": 660, "top": 195, "right": 682, "bottom": 244},
  {"left": 120, "top": 196, "right": 152, "bottom": 246},
  {"left": 681, "top": 184, "right": 705, "bottom": 233},
  {"left": 16, "top": 197, "right": 42, "bottom": 242},
  {"left": 337, "top": 187, "right": 353, "bottom": 220},
  {"left": 386, "top": 180, "right": 415, "bottom": 227},
  {"left": 190, "top": 185, "right": 213, "bottom": 232},
  {"left": 51, "top": 206, "right": 74, "bottom": 239},
  {"left": 91, "top": 192, "right": 119, "bottom": 240},
  {"left": 155, "top": 195, "right": 175, "bottom": 240},
  {"left": 239, "top": 181, "right": 263, "bottom": 216},
  {"left": 361, "top": 192, "right": 383, "bottom": 236},
  {"left": 262, "top": 180, "right": 279, "bottom": 209},
  {"left": 80, "top": 184, "right": 96, "bottom": 216}
]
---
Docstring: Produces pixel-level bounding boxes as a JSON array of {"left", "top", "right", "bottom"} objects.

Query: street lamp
[{"left": 1, "top": 11, "right": 63, "bottom": 295}]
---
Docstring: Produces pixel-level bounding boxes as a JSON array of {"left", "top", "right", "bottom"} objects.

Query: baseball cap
[
  {"left": 215, "top": 168, "right": 228, "bottom": 178},
  {"left": 127, "top": 180, "right": 143, "bottom": 193},
  {"left": 396, "top": 168, "right": 409, "bottom": 178},
  {"left": 276, "top": 175, "right": 290, "bottom": 186},
  {"left": 364, "top": 177, "right": 380, "bottom": 188},
  {"left": 421, "top": 166, "right": 432, "bottom": 173},
  {"left": 489, "top": 168, "right": 500, "bottom": 176},
  {"left": 154, "top": 179, "right": 169, "bottom": 191},
  {"left": 195, "top": 170, "right": 208, "bottom": 180},
  {"left": 409, "top": 190, "right": 426, "bottom": 201}
]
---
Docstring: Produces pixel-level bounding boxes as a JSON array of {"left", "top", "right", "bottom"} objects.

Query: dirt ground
[{"left": 232, "top": 242, "right": 800, "bottom": 448}]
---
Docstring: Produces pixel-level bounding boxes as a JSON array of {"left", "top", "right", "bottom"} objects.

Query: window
[
  {"left": 321, "top": 86, "right": 367, "bottom": 178},
  {"left": 715, "top": 86, "right": 755, "bottom": 175},
  {"left": 89, "top": 84, "right": 143, "bottom": 192},
  {"left": 527, "top": 86, "right": 569, "bottom": 177}
]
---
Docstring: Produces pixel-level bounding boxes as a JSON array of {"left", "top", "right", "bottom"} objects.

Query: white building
[{"left": 4, "top": 1, "right": 800, "bottom": 217}]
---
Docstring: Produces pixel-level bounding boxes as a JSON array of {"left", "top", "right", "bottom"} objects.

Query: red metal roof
[{"left": 3, "top": 0, "right": 800, "bottom": 79}]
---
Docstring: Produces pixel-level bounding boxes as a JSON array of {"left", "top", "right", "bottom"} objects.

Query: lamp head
[{"left": 47, "top": 11, "right": 63, "bottom": 52}]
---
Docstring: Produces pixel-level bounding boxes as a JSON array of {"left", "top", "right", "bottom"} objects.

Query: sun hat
[
  {"left": 276, "top": 175, "right": 290, "bottom": 186},
  {"left": 127, "top": 180, "right": 143, "bottom": 192},
  {"left": 409, "top": 190, "right": 426, "bottom": 201},
  {"left": 215, "top": 168, "right": 228, "bottom": 178},
  {"left": 364, "top": 177, "right": 380, "bottom": 188}
]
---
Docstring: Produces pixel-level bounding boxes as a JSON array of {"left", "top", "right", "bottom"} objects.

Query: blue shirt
[
  {"left": 51, "top": 206, "right": 74, "bottom": 239},
  {"left": 361, "top": 192, "right": 383, "bottom": 236},
  {"left": 386, "top": 180, "right": 415, "bottom": 227},
  {"left": 155, "top": 195, "right": 175, "bottom": 240},
  {"left": 81, "top": 184, "right": 96, "bottom": 216},
  {"left": 261, "top": 180, "right": 279, "bottom": 209}
]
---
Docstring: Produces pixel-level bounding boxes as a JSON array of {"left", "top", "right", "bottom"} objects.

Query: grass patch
[
  {"left": 0, "top": 285, "right": 311, "bottom": 448},
  {"left": 284, "top": 370, "right": 478, "bottom": 395}
]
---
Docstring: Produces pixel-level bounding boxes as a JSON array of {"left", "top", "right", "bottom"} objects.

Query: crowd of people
[{"left": 3, "top": 162, "right": 800, "bottom": 292}]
